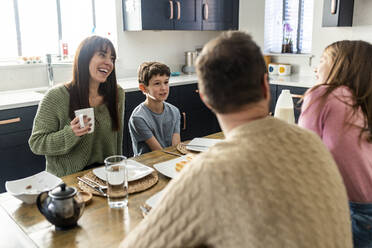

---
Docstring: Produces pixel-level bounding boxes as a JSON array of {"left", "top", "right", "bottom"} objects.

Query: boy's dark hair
[
  {"left": 138, "top": 62, "right": 171, "bottom": 86},
  {"left": 196, "top": 31, "right": 267, "bottom": 114}
]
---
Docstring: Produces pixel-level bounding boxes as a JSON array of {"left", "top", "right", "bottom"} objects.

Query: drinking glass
[{"left": 104, "top": 155, "right": 128, "bottom": 208}]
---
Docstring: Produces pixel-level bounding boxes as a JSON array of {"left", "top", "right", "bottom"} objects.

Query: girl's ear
[{"left": 139, "top": 83, "right": 147, "bottom": 94}]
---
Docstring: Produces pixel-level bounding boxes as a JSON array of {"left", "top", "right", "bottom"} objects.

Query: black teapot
[{"left": 37, "top": 183, "right": 85, "bottom": 230}]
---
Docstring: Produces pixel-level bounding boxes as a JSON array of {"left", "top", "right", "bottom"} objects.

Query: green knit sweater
[{"left": 29, "top": 84, "right": 125, "bottom": 177}]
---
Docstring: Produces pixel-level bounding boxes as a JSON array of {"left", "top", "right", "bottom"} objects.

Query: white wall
[
  {"left": 238, "top": 0, "right": 265, "bottom": 49},
  {"left": 0, "top": 0, "right": 220, "bottom": 91}
]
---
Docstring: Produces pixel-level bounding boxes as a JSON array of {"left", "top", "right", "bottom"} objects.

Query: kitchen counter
[{"left": 0, "top": 74, "right": 315, "bottom": 111}]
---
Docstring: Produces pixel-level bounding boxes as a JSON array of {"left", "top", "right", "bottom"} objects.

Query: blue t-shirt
[{"left": 129, "top": 102, "right": 181, "bottom": 156}]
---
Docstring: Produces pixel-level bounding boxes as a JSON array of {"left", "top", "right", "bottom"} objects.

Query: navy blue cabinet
[
  {"left": 174, "top": 83, "right": 220, "bottom": 141},
  {"left": 202, "top": 0, "right": 239, "bottom": 30},
  {"left": 0, "top": 106, "right": 45, "bottom": 193},
  {"left": 122, "top": 0, "right": 239, "bottom": 31},
  {"left": 322, "top": 0, "right": 354, "bottom": 27},
  {"left": 269, "top": 84, "right": 277, "bottom": 115},
  {"left": 123, "top": 0, "right": 202, "bottom": 30}
]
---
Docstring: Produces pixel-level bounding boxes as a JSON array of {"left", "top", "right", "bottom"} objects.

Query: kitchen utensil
[
  {"left": 77, "top": 177, "right": 107, "bottom": 196},
  {"left": 162, "top": 150, "right": 183, "bottom": 157},
  {"left": 182, "top": 51, "right": 198, "bottom": 74},
  {"left": 83, "top": 176, "right": 107, "bottom": 189},
  {"left": 36, "top": 183, "right": 85, "bottom": 230},
  {"left": 140, "top": 205, "right": 150, "bottom": 217}
]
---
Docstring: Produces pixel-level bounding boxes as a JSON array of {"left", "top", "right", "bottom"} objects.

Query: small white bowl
[{"left": 5, "top": 171, "right": 63, "bottom": 204}]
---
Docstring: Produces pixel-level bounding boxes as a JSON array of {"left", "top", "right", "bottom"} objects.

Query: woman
[
  {"left": 298, "top": 40, "right": 372, "bottom": 248},
  {"left": 29, "top": 36, "right": 125, "bottom": 177}
]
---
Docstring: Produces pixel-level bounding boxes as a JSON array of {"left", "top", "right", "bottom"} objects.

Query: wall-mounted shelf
[
  {"left": 264, "top": 53, "right": 313, "bottom": 58},
  {"left": 264, "top": 53, "right": 314, "bottom": 66}
]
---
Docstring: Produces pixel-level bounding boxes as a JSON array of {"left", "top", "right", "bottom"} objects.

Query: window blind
[
  {"left": 264, "top": 0, "right": 313, "bottom": 54},
  {"left": 0, "top": 1, "right": 18, "bottom": 59}
]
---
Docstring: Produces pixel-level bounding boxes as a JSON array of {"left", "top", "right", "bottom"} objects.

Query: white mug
[{"left": 74, "top": 108, "right": 94, "bottom": 134}]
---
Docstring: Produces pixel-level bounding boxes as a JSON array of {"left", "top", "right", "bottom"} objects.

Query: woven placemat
[
  {"left": 78, "top": 170, "right": 158, "bottom": 196},
  {"left": 176, "top": 143, "right": 188, "bottom": 154}
]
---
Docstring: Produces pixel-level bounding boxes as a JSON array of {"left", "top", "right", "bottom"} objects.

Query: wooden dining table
[{"left": 0, "top": 132, "right": 224, "bottom": 248}]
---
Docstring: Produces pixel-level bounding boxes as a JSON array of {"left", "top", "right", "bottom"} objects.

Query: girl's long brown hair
[
  {"left": 66, "top": 36, "right": 120, "bottom": 131},
  {"left": 304, "top": 40, "right": 372, "bottom": 142}
]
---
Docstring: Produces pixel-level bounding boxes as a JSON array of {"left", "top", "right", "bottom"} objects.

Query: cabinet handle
[
  {"left": 331, "top": 0, "right": 337, "bottom": 14},
  {"left": 169, "top": 1, "right": 174, "bottom": 20},
  {"left": 0, "top": 117, "right": 21, "bottom": 125},
  {"left": 291, "top": 94, "right": 303, "bottom": 99},
  {"left": 203, "top": 3, "right": 209, "bottom": 20},
  {"left": 176, "top": 1, "right": 181, "bottom": 20},
  {"left": 182, "top": 112, "right": 186, "bottom": 130}
]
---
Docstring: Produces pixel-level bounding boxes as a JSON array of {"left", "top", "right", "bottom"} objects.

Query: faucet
[{"left": 46, "top": 54, "right": 54, "bottom": 87}]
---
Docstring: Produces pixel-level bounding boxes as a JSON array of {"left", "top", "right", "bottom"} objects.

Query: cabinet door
[
  {"left": 123, "top": 91, "right": 146, "bottom": 158},
  {"left": 174, "top": 0, "right": 202, "bottom": 30},
  {"left": 322, "top": 0, "right": 354, "bottom": 27},
  {"left": 175, "top": 83, "right": 220, "bottom": 141},
  {"left": 0, "top": 130, "right": 45, "bottom": 193},
  {"left": 269, "top": 84, "right": 277, "bottom": 115},
  {"left": 140, "top": 0, "right": 174, "bottom": 30},
  {"left": 277, "top": 85, "right": 308, "bottom": 123},
  {"left": 202, "top": 0, "right": 239, "bottom": 30},
  {"left": 0, "top": 105, "right": 38, "bottom": 135}
]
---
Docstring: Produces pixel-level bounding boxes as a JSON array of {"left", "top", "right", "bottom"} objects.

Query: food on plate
[
  {"left": 175, "top": 161, "right": 187, "bottom": 172},
  {"left": 175, "top": 154, "right": 196, "bottom": 172}
]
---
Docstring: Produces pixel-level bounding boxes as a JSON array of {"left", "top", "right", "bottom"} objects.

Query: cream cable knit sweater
[{"left": 122, "top": 117, "right": 352, "bottom": 248}]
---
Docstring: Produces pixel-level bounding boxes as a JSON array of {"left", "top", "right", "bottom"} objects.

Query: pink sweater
[{"left": 299, "top": 85, "right": 372, "bottom": 203}]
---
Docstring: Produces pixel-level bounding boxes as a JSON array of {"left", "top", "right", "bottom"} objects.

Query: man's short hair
[
  {"left": 138, "top": 62, "right": 171, "bottom": 86},
  {"left": 196, "top": 31, "right": 267, "bottom": 113}
]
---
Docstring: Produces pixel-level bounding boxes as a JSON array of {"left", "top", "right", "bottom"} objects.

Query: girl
[{"left": 299, "top": 40, "right": 372, "bottom": 248}]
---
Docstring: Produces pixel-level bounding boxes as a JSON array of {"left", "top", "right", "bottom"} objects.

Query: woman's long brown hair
[
  {"left": 66, "top": 36, "right": 120, "bottom": 131},
  {"left": 304, "top": 40, "right": 372, "bottom": 142}
]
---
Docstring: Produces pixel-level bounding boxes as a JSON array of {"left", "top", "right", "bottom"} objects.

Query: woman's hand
[{"left": 71, "top": 115, "right": 91, "bottom": 137}]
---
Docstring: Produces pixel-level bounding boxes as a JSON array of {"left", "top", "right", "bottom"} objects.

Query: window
[
  {"left": 0, "top": 0, "right": 116, "bottom": 62},
  {"left": 264, "top": 0, "right": 314, "bottom": 54}
]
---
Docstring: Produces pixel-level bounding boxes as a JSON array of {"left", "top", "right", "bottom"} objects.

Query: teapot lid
[{"left": 49, "top": 183, "right": 77, "bottom": 199}]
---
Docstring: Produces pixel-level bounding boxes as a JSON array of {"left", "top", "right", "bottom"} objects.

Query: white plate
[
  {"left": 5, "top": 171, "right": 63, "bottom": 204},
  {"left": 185, "top": 138, "right": 223, "bottom": 152},
  {"left": 153, "top": 156, "right": 190, "bottom": 179},
  {"left": 93, "top": 159, "right": 154, "bottom": 182},
  {"left": 145, "top": 190, "right": 165, "bottom": 209}
]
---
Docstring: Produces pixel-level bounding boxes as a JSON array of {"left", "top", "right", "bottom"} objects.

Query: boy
[{"left": 129, "top": 62, "right": 181, "bottom": 156}]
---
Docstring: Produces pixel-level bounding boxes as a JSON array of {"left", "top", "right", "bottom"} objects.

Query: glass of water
[{"left": 104, "top": 155, "right": 128, "bottom": 208}]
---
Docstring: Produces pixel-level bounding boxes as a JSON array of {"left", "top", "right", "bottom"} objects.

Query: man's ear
[
  {"left": 199, "top": 90, "right": 213, "bottom": 111},
  {"left": 139, "top": 83, "right": 147, "bottom": 95}
]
